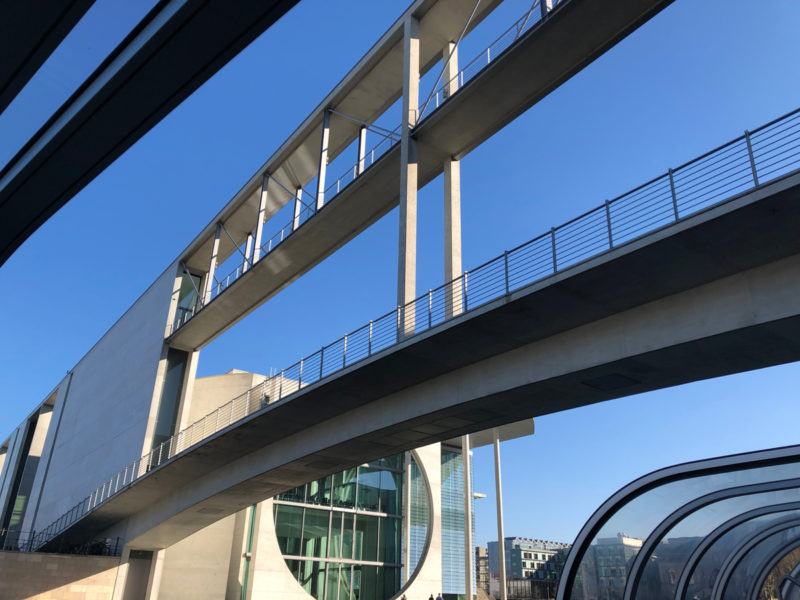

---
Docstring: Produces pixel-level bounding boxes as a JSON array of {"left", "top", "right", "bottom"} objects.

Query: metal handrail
[{"left": 32, "top": 105, "right": 800, "bottom": 552}]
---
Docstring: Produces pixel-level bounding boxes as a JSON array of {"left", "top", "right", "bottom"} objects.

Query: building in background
[
  {"left": 476, "top": 546, "right": 489, "bottom": 595},
  {"left": 488, "top": 537, "right": 571, "bottom": 599}
]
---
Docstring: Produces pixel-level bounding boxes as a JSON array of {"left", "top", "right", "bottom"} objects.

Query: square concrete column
[
  {"left": 494, "top": 428, "right": 508, "bottom": 600},
  {"left": 397, "top": 15, "right": 420, "bottom": 337},
  {"left": 357, "top": 126, "right": 368, "bottom": 175},
  {"left": 252, "top": 174, "right": 269, "bottom": 263},
  {"left": 242, "top": 232, "right": 253, "bottom": 274},
  {"left": 202, "top": 223, "right": 222, "bottom": 304},
  {"left": 292, "top": 187, "right": 303, "bottom": 231},
  {"left": 315, "top": 110, "right": 331, "bottom": 211},
  {"left": 443, "top": 42, "right": 463, "bottom": 319},
  {"left": 541, "top": 0, "right": 554, "bottom": 18}
]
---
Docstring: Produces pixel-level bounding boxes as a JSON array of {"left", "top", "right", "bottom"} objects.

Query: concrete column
[
  {"left": 443, "top": 41, "right": 459, "bottom": 98},
  {"left": 315, "top": 110, "right": 331, "bottom": 211},
  {"left": 202, "top": 223, "right": 222, "bottom": 304},
  {"left": 252, "top": 174, "right": 269, "bottom": 263},
  {"left": 541, "top": 0, "right": 554, "bottom": 18},
  {"left": 111, "top": 547, "right": 132, "bottom": 600},
  {"left": 398, "top": 15, "right": 420, "bottom": 337},
  {"left": 357, "top": 126, "right": 368, "bottom": 175},
  {"left": 242, "top": 232, "right": 253, "bottom": 274},
  {"left": 144, "top": 549, "right": 165, "bottom": 600},
  {"left": 292, "top": 187, "right": 303, "bottom": 231},
  {"left": 462, "top": 435, "right": 474, "bottom": 599},
  {"left": 443, "top": 42, "right": 463, "bottom": 319},
  {"left": 403, "top": 450, "right": 412, "bottom": 584},
  {"left": 493, "top": 428, "right": 508, "bottom": 600}
]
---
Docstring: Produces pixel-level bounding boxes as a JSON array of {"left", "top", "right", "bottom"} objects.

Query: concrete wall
[
  {"left": 32, "top": 264, "right": 178, "bottom": 533},
  {"left": 185, "top": 370, "right": 266, "bottom": 424},
  {"left": 0, "top": 550, "right": 119, "bottom": 599},
  {"left": 157, "top": 512, "right": 246, "bottom": 600}
]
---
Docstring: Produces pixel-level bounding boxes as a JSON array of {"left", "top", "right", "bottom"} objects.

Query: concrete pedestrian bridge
[{"left": 38, "top": 105, "right": 800, "bottom": 551}]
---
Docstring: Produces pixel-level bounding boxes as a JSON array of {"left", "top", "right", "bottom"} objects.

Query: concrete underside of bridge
[{"left": 42, "top": 169, "right": 800, "bottom": 551}]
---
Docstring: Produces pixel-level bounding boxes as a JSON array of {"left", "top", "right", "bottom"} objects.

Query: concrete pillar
[
  {"left": 111, "top": 547, "right": 132, "bottom": 600},
  {"left": 443, "top": 42, "right": 462, "bottom": 319},
  {"left": 242, "top": 232, "right": 253, "bottom": 274},
  {"left": 202, "top": 223, "right": 222, "bottom": 304},
  {"left": 144, "top": 549, "right": 165, "bottom": 600},
  {"left": 252, "top": 174, "right": 269, "bottom": 263},
  {"left": 462, "top": 435, "right": 474, "bottom": 599},
  {"left": 357, "top": 126, "right": 368, "bottom": 175},
  {"left": 541, "top": 0, "right": 554, "bottom": 18},
  {"left": 292, "top": 187, "right": 303, "bottom": 231},
  {"left": 315, "top": 110, "right": 331, "bottom": 211},
  {"left": 443, "top": 41, "right": 459, "bottom": 99},
  {"left": 493, "top": 429, "right": 508, "bottom": 600},
  {"left": 398, "top": 15, "right": 420, "bottom": 337}
]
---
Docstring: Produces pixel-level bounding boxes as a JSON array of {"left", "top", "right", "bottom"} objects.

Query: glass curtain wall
[{"left": 274, "top": 452, "right": 428, "bottom": 600}]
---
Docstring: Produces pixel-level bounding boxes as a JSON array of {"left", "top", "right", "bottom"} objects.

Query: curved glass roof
[{"left": 557, "top": 445, "right": 800, "bottom": 600}]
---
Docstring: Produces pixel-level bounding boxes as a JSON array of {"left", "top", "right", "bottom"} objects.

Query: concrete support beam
[
  {"left": 252, "top": 174, "right": 269, "bottom": 263},
  {"left": 443, "top": 41, "right": 459, "bottom": 99},
  {"left": 292, "top": 188, "right": 303, "bottom": 231},
  {"left": 315, "top": 110, "right": 331, "bottom": 211},
  {"left": 462, "top": 434, "right": 474, "bottom": 599},
  {"left": 494, "top": 428, "right": 508, "bottom": 600},
  {"left": 358, "top": 126, "right": 368, "bottom": 175},
  {"left": 398, "top": 15, "right": 420, "bottom": 337},
  {"left": 242, "top": 233, "right": 253, "bottom": 274},
  {"left": 202, "top": 224, "right": 222, "bottom": 304}
]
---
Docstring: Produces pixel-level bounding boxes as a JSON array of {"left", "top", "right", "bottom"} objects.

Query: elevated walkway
[
  {"left": 166, "top": 0, "right": 675, "bottom": 351},
  {"left": 34, "top": 108, "right": 800, "bottom": 551}
]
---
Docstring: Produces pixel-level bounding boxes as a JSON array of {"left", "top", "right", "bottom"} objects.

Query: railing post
[
  {"left": 745, "top": 130, "right": 759, "bottom": 186},
  {"left": 668, "top": 168, "right": 680, "bottom": 221},
  {"left": 463, "top": 272, "right": 469, "bottom": 311},
  {"left": 368, "top": 321, "right": 373, "bottom": 354},
  {"left": 342, "top": 334, "right": 348, "bottom": 368},
  {"left": 358, "top": 126, "right": 368, "bottom": 176},
  {"left": 504, "top": 251, "right": 510, "bottom": 294},
  {"left": 551, "top": 227, "right": 557, "bottom": 272},
  {"left": 428, "top": 289, "right": 433, "bottom": 328},
  {"left": 605, "top": 200, "right": 613, "bottom": 248},
  {"left": 316, "top": 109, "right": 331, "bottom": 211},
  {"left": 279, "top": 369, "right": 284, "bottom": 400},
  {"left": 298, "top": 359, "right": 304, "bottom": 387},
  {"left": 319, "top": 347, "right": 324, "bottom": 379},
  {"left": 396, "top": 305, "right": 402, "bottom": 342}
]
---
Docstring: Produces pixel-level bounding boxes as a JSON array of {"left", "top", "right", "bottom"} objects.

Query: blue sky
[{"left": 1, "top": 0, "right": 799, "bottom": 547}]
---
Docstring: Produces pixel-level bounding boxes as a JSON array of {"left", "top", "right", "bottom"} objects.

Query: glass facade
[
  {"left": 441, "top": 446, "right": 475, "bottom": 596},
  {"left": 274, "top": 452, "right": 428, "bottom": 600}
]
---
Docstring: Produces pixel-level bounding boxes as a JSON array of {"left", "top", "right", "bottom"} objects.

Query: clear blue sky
[{"left": 1, "top": 0, "right": 799, "bottom": 548}]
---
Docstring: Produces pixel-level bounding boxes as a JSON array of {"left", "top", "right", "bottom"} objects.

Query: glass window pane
[
  {"left": 329, "top": 512, "right": 343, "bottom": 558},
  {"left": 357, "top": 467, "right": 381, "bottom": 512},
  {"left": 339, "top": 564, "right": 352, "bottom": 600},
  {"left": 275, "top": 505, "right": 303, "bottom": 555},
  {"left": 342, "top": 513, "right": 354, "bottom": 559},
  {"left": 308, "top": 476, "right": 332, "bottom": 506},
  {"left": 381, "top": 517, "right": 401, "bottom": 564},
  {"left": 333, "top": 469, "right": 358, "bottom": 508},
  {"left": 302, "top": 508, "right": 330, "bottom": 559},
  {"left": 326, "top": 563, "right": 341, "bottom": 600},
  {"left": 277, "top": 485, "right": 306, "bottom": 503},
  {"left": 299, "top": 560, "right": 326, "bottom": 597},
  {"left": 379, "top": 471, "right": 401, "bottom": 515},
  {"left": 723, "top": 525, "right": 800, "bottom": 600},
  {"left": 354, "top": 514, "right": 379, "bottom": 562}
]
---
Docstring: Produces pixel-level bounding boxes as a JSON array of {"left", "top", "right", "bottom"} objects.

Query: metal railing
[
  {"left": 167, "top": 0, "right": 564, "bottom": 336},
  {"left": 1, "top": 528, "right": 121, "bottom": 556},
  {"left": 33, "top": 106, "right": 800, "bottom": 552},
  {"left": 417, "top": 0, "right": 565, "bottom": 122}
]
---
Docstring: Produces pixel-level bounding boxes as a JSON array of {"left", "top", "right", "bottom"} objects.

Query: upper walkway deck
[{"left": 166, "top": 0, "right": 675, "bottom": 350}]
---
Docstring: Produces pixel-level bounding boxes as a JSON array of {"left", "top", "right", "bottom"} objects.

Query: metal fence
[{"left": 32, "top": 105, "right": 800, "bottom": 552}]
